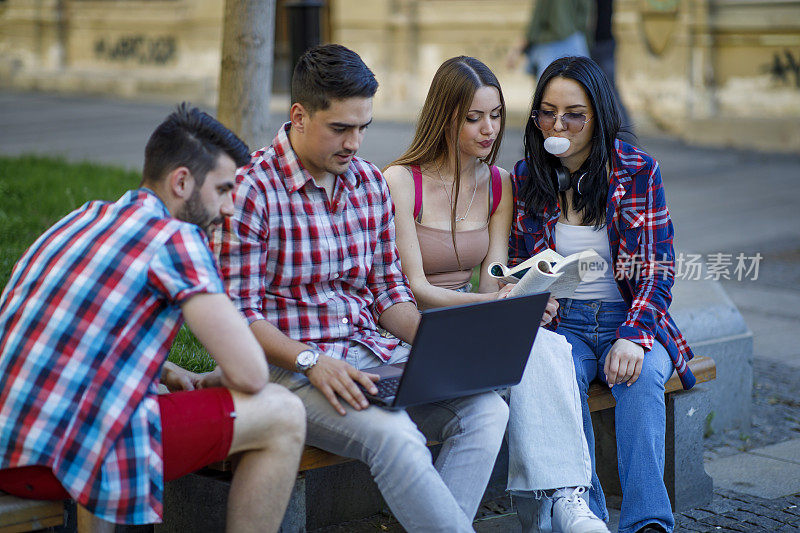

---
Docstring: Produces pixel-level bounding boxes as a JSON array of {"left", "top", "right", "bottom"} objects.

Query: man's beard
[{"left": 178, "top": 188, "right": 220, "bottom": 237}]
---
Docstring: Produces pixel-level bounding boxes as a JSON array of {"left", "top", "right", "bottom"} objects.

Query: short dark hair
[
  {"left": 142, "top": 103, "right": 251, "bottom": 186},
  {"left": 520, "top": 56, "right": 628, "bottom": 227},
  {"left": 291, "top": 44, "right": 378, "bottom": 113}
]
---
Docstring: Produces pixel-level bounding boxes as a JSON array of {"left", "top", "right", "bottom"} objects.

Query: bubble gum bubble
[{"left": 543, "top": 136, "right": 570, "bottom": 155}]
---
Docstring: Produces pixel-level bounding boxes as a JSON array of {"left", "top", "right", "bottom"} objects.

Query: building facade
[{"left": 1, "top": 0, "right": 798, "bottom": 151}]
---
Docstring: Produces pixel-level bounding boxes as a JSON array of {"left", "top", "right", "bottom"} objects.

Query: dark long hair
[{"left": 518, "top": 56, "right": 626, "bottom": 227}]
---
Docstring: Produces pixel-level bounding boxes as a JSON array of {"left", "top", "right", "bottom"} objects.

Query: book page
[
  {"left": 542, "top": 261, "right": 582, "bottom": 298},
  {"left": 545, "top": 249, "right": 604, "bottom": 298},
  {"left": 488, "top": 249, "right": 564, "bottom": 284},
  {"left": 507, "top": 249, "right": 604, "bottom": 298},
  {"left": 508, "top": 264, "right": 562, "bottom": 297}
]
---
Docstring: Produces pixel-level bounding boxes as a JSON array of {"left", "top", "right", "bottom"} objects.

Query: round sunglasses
[{"left": 532, "top": 110, "right": 593, "bottom": 133}]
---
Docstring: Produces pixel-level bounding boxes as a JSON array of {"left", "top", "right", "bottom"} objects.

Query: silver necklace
[{"left": 434, "top": 163, "right": 478, "bottom": 222}]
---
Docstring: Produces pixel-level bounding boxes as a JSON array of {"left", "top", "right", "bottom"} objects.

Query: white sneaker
[{"left": 551, "top": 487, "right": 609, "bottom": 533}]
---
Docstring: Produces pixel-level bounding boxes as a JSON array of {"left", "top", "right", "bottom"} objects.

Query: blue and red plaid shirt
[
  {"left": 0, "top": 189, "right": 225, "bottom": 524},
  {"left": 509, "top": 139, "right": 696, "bottom": 389},
  {"left": 215, "top": 122, "right": 416, "bottom": 362}
]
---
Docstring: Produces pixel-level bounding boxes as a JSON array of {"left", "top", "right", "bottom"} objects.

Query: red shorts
[{"left": 0, "top": 387, "right": 235, "bottom": 500}]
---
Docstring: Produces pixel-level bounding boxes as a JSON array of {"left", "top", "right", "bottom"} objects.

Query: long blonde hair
[{"left": 386, "top": 56, "right": 506, "bottom": 267}]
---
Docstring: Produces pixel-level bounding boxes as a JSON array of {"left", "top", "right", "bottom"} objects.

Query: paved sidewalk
[{"left": 2, "top": 91, "right": 799, "bottom": 532}]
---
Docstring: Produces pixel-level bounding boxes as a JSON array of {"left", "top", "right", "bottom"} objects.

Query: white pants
[{"left": 507, "top": 328, "right": 592, "bottom": 493}]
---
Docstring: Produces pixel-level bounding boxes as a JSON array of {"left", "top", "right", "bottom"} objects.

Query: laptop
[{"left": 360, "top": 292, "right": 549, "bottom": 408}]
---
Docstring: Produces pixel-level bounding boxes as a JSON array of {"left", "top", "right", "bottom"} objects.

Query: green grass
[
  {"left": 167, "top": 326, "right": 217, "bottom": 373},
  {"left": 0, "top": 155, "right": 138, "bottom": 286},
  {"left": 0, "top": 155, "right": 215, "bottom": 372}
]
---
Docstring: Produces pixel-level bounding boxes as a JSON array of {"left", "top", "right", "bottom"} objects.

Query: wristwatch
[{"left": 295, "top": 349, "right": 320, "bottom": 374}]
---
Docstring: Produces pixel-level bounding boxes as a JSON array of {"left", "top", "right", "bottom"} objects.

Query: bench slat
[
  {"left": 299, "top": 446, "right": 354, "bottom": 472},
  {"left": 0, "top": 492, "right": 63, "bottom": 533},
  {"left": 587, "top": 355, "right": 716, "bottom": 412}
]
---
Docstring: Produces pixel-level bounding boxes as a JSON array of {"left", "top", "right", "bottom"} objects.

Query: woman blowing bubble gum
[
  {"left": 509, "top": 55, "right": 696, "bottom": 533},
  {"left": 384, "top": 56, "right": 608, "bottom": 533}
]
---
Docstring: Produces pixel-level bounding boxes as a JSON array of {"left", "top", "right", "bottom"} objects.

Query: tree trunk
[{"left": 217, "top": 0, "right": 276, "bottom": 151}]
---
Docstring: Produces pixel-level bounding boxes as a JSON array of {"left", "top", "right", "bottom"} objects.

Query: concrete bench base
[
  {"left": 157, "top": 461, "right": 383, "bottom": 532},
  {"left": 593, "top": 385, "right": 714, "bottom": 512}
]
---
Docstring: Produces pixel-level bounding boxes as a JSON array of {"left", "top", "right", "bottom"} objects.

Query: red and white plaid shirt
[{"left": 215, "top": 123, "right": 415, "bottom": 362}]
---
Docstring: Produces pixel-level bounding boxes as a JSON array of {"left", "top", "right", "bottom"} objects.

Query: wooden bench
[
  {"left": 288, "top": 355, "right": 717, "bottom": 473},
  {"left": 1, "top": 357, "right": 716, "bottom": 532},
  {"left": 0, "top": 492, "right": 63, "bottom": 533},
  {"left": 160, "top": 356, "right": 716, "bottom": 531}
]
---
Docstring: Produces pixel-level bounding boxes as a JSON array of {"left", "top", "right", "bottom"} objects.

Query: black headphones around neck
[{"left": 555, "top": 167, "right": 588, "bottom": 195}]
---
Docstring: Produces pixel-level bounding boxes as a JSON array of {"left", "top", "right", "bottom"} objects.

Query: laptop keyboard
[{"left": 371, "top": 377, "right": 401, "bottom": 398}]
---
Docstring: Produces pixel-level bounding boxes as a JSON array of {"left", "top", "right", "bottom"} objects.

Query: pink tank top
[
  {"left": 409, "top": 165, "right": 501, "bottom": 290},
  {"left": 415, "top": 223, "right": 490, "bottom": 290},
  {"left": 411, "top": 165, "right": 502, "bottom": 221}
]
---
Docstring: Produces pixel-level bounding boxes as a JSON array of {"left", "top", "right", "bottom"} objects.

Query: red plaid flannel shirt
[
  {"left": 215, "top": 123, "right": 416, "bottom": 361},
  {"left": 509, "top": 139, "right": 696, "bottom": 389}
]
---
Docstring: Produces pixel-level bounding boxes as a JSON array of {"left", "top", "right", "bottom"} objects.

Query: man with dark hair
[
  {"left": 216, "top": 44, "right": 508, "bottom": 532},
  {"left": 291, "top": 42, "right": 380, "bottom": 112},
  {"left": 0, "top": 104, "right": 305, "bottom": 533}
]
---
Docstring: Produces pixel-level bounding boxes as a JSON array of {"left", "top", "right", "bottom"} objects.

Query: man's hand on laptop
[
  {"left": 306, "top": 355, "right": 380, "bottom": 416},
  {"left": 540, "top": 297, "right": 559, "bottom": 326}
]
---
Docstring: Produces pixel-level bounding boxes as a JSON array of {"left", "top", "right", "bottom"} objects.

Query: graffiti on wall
[
  {"left": 94, "top": 36, "right": 176, "bottom": 65},
  {"left": 765, "top": 50, "right": 800, "bottom": 89}
]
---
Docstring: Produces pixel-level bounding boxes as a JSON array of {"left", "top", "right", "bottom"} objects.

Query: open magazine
[{"left": 488, "top": 249, "right": 603, "bottom": 299}]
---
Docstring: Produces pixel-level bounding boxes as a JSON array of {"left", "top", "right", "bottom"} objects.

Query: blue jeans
[
  {"left": 271, "top": 343, "right": 508, "bottom": 532},
  {"left": 556, "top": 299, "right": 676, "bottom": 533}
]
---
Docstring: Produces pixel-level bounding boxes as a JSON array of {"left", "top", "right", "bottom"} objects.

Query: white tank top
[{"left": 555, "top": 222, "right": 624, "bottom": 301}]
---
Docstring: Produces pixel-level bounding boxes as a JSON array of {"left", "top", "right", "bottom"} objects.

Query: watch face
[{"left": 298, "top": 351, "right": 314, "bottom": 366}]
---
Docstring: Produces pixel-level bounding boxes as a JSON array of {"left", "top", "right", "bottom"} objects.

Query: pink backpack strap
[
  {"left": 410, "top": 165, "right": 423, "bottom": 222},
  {"left": 489, "top": 165, "right": 502, "bottom": 216}
]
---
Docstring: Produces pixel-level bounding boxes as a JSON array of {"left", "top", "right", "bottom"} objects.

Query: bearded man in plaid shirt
[
  {"left": 0, "top": 105, "right": 305, "bottom": 532},
  {"left": 214, "top": 44, "right": 509, "bottom": 533}
]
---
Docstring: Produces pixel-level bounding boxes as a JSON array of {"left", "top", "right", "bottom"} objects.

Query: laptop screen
[{"left": 391, "top": 292, "right": 549, "bottom": 408}]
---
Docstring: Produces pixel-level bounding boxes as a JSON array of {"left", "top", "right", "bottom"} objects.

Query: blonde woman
[{"left": 384, "top": 56, "right": 608, "bottom": 533}]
